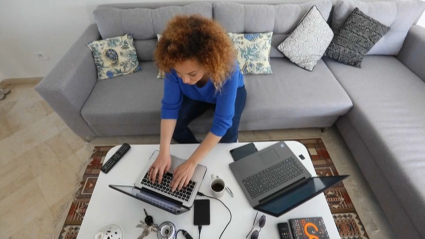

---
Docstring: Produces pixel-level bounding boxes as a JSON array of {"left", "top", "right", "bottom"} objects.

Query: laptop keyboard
[
  {"left": 242, "top": 157, "right": 305, "bottom": 198},
  {"left": 141, "top": 172, "right": 196, "bottom": 202}
]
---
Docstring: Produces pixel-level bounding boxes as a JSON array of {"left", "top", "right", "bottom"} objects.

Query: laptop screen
[
  {"left": 109, "top": 185, "right": 189, "bottom": 215},
  {"left": 256, "top": 176, "right": 347, "bottom": 217}
]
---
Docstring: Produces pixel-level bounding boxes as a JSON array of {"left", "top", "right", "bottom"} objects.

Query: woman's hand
[
  {"left": 149, "top": 153, "right": 172, "bottom": 184},
  {"left": 171, "top": 161, "right": 196, "bottom": 192}
]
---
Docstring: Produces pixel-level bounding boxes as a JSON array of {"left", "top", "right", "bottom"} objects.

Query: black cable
[
  {"left": 198, "top": 225, "right": 202, "bottom": 239},
  {"left": 177, "top": 229, "right": 194, "bottom": 239},
  {"left": 197, "top": 192, "right": 232, "bottom": 239}
]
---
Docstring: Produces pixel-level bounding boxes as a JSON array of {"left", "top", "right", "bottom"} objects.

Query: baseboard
[{"left": 0, "top": 77, "right": 43, "bottom": 88}]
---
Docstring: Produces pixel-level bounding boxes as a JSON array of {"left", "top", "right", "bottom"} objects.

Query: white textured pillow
[
  {"left": 332, "top": 0, "right": 425, "bottom": 55},
  {"left": 228, "top": 32, "right": 273, "bottom": 74},
  {"left": 277, "top": 6, "right": 333, "bottom": 71}
]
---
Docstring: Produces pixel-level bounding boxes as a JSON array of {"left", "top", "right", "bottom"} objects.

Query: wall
[
  {"left": 0, "top": 0, "right": 424, "bottom": 80},
  {"left": 419, "top": 11, "right": 425, "bottom": 26}
]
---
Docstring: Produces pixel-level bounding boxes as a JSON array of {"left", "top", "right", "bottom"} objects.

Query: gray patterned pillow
[
  {"left": 277, "top": 6, "right": 333, "bottom": 71},
  {"left": 325, "top": 8, "right": 390, "bottom": 68}
]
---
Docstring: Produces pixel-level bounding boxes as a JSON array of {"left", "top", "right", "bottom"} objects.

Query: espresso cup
[{"left": 210, "top": 174, "right": 225, "bottom": 198}]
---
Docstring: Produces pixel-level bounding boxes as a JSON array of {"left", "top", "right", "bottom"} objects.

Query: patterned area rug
[{"left": 59, "top": 139, "right": 369, "bottom": 239}]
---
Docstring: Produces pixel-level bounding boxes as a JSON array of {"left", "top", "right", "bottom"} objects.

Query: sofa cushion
[
  {"left": 81, "top": 61, "right": 163, "bottom": 135},
  {"left": 214, "top": 0, "right": 332, "bottom": 59},
  {"left": 93, "top": 3, "right": 212, "bottom": 40},
  {"left": 332, "top": 0, "right": 425, "bottom": 55},
  {"left": 170, "top": 57, "right": 353, "bottom": 133},
  {"left": 81, "top": 58, "right": 353, "bottom": 136},
  {"left": 270, "top": 34, "right": 287, "bottom": 58},
  {"left": 214, "top": 1, "right": 332, "bottom": 34},
  {"left": 323, "top": 56, "right": 425, "bottom": 236},
  {"left": 241, "top": 58, "right": 352, "bottom": 126},
  {"left": 133, "top": 39, "right": 157, "bottom": 62},
  {"left": 93, "top": 3, "right": 213, "bottom": 62}
]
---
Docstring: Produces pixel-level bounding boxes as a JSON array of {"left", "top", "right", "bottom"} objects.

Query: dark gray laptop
[{"left": 229, "top": 141, "right": 312, "bottom": 207}]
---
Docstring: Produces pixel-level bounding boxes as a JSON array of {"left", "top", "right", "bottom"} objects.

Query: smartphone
[
  {"left": 194, "top": 199, "right": 210, "bottom": 226},
  {"left": 230, "top": 143, "right": 258, "bottom": 161}
]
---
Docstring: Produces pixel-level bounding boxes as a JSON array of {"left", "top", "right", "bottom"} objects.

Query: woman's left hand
[{"left": 171, "top": 161, "right": 196, "bottom": 192}]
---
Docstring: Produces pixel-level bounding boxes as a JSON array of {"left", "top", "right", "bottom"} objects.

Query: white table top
[{"left": 78, "top": 141, "right": 339, "bottom": 239}]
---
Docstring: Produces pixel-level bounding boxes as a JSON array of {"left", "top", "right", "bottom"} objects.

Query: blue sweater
[{"left": 161, "top": 66, "right": 244, "bottom": 137}]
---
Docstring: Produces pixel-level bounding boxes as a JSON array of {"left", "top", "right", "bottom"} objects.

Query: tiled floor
[{"left": 0, "top": 83, "right": 396, "bottom": 239}]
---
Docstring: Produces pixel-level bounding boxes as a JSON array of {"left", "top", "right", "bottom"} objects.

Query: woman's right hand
[{"left": 149, "top": 152, "right": 172, "bottom": 184}]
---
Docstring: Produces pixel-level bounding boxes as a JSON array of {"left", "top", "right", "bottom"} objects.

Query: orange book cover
[{"left": 289, "top": 217, "right": 330, "bottom": 239}]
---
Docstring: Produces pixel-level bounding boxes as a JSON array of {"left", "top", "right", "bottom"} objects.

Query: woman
[{"left": 150, "top": 15, "right": 246, "bottom": 192}]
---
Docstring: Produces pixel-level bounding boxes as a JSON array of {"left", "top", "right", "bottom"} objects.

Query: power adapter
[{"left": 181, "top": 230, "right": 193, "bottom": 239}]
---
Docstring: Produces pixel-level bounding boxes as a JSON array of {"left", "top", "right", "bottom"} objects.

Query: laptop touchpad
[{"left": 260, "top": 149, "right": 280, "bottom": 166}]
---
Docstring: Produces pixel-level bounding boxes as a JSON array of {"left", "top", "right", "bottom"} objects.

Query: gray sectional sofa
[{"left": 35, "top": 1, "right": 425, "bottom": 238}]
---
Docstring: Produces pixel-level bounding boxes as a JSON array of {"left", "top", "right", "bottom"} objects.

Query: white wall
[
  {"left": 419, "top": 9, "right": 425, "bottom": 26},
  {"left": 0, "top": 0, "right": 424, "bottom": 80}
]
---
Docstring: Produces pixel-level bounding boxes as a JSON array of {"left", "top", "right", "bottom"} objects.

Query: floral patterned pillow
[
  {"left": 157, "top": 34, "right": 165, "bottom": 79},
  {"left": 228, "top": 32, "right": 273, "bottom": 74},
  {"left": 87, "top": 34, "right": 141, "bottom": 80}
]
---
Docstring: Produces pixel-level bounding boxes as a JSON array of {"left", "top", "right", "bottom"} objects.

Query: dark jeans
[{"left": 173, "top": 86, "right": 247, "bottom": 143}]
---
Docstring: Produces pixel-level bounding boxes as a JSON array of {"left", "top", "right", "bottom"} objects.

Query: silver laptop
[
  {"left": 229, "top": 141, "right": 312, "bottom": 207},
  {"left": 110, "top": 150, "right": 207, "bottom": 215}
]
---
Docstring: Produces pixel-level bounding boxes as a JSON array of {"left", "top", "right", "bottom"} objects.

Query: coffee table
[{"left": 78, "top": 141, "right": 339, "bottom": 239}]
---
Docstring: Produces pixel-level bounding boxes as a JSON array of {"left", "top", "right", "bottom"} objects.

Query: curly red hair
[{"left": 154, "top": 15, "right": 236, "bottom": 89}]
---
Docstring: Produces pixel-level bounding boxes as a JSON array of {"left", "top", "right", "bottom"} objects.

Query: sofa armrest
[
  {"left": 398, "top": 25, "right": 425, "bottom": 83},
  {"left": 35, "top": 24, "right": 100, "bottom": 137}
]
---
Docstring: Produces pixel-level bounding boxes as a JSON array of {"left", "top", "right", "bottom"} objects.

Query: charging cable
[
  {"left": 177, "top": 229, "right": 193, "bottom": 239},
  {"left": 196, "top": 192, "right": 232, "bottom": 239}
]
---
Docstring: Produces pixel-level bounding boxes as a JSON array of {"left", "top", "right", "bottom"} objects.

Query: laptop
[
  {"left": 255, "top": 175, "right": 348, "bottom": 217},
  {"left": 229, "top": 142, "right": 348, "bottom": 216},
  {"left": 110, "top": 150, "right": 207, "bottom": 215}
]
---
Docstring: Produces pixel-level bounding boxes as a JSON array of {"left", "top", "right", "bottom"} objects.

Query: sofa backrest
[
  {"left": 93, "top": 2, "right": 213, "bottom": 62},
  {"left": 214, "top": 1, "right": 332, "bottom": 57},
  {"left": 93, "top": 1, "right": 333, "bottom": 61}
]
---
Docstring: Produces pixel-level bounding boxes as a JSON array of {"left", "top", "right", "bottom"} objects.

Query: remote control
[
  {"left": 101, "top": 143, "right": 131, "bottom": 173},
  {"left": 277, "top": 223, "right": 293, "bottom": 239}
]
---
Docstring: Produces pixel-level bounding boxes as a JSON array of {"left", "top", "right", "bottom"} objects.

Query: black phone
[
  {"left": 277, "top": 222, "right": 293, "bottom": 239},
  {"left": 194, "top": 199, "right": 210, "bottom": 226},
  {"left": 230, "top": 143, "right": 258, "bottom": 161}
]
